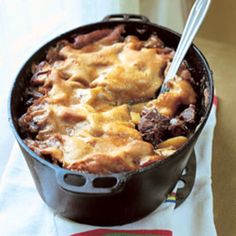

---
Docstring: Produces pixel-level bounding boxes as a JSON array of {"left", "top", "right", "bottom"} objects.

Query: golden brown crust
[
  {"left": 147, "top": 78, "right": 197, "bottom": 118},
  {"left": 19, "top": 26, "right": 197, "bottom": 174}
]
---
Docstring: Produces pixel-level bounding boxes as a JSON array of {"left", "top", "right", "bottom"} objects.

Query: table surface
[
  {"left": 1, "top": 37, "right": 235, "bottom": 236},
  {"left": 195, "top": 38, "right": 236, "bottom": 236}
]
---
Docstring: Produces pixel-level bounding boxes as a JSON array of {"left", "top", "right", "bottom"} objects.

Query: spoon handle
[{"left": 161, "top": 0, "right": 211, "bottom": 92}]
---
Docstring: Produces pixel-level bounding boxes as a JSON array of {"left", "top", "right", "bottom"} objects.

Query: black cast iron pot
[{"left": 8, "top": 14, "right": 214, "bottom": 226}]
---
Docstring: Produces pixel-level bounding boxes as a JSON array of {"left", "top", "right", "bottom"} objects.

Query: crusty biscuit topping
[{"left": 19, "top": 25, "right": 197, "bottom": 174}]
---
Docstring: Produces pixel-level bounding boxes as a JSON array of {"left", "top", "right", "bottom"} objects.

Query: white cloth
[{"left": 0, "top": 101, "right": 217, "bottom": 236}]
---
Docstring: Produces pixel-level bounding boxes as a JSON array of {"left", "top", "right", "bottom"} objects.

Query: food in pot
[{"left": 18, "top": 25, "right": 199, "bottom": 174}]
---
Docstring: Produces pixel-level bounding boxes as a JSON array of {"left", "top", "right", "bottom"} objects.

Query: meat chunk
[
  {"left": 73, "top": 29, "right": 112, "bottom": 49},
  {"left": 73, "top": 25, "right": 125, "bottom": 49},
  {"left": 169, "top": 104, "right": 196, "bottom": 136},
  {"left": 138, "top": 108, "right": 170, "bottom": 147}
]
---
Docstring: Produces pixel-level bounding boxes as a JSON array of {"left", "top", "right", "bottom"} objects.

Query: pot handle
[
  {"left": 56, "top": 169, "right": 127, "bottom": 195},
  {"left": 175, "top": 151, "right": 196, "bottom": 208},
  {"left": 102, "top": 14, "right": 150, "bottom": 23}
]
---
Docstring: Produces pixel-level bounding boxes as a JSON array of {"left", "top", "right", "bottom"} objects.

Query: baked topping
[{"left": 19, "top": 25, "right": 198, "bottom": 174}]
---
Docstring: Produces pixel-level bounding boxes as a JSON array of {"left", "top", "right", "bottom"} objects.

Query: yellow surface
[{"left": 195, "top": 37, "right": 236, "bottom": 236}]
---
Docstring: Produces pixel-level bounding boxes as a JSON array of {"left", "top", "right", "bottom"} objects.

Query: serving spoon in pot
[{"left": 160, "top": 0, "right": 211, "bottom": 93}]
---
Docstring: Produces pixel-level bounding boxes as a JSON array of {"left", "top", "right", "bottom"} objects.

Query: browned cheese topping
[{"left": 19, "top": 25, "right": 197, "bottom": 174}]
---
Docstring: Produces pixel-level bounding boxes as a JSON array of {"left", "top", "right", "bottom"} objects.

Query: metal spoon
[{"left": 160, "top": 0, "right": 211, "bottom": 93}]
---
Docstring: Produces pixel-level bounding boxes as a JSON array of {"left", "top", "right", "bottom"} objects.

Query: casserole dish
[{"left": 9, "top": 14, "right": 214, "bottom": 226}]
